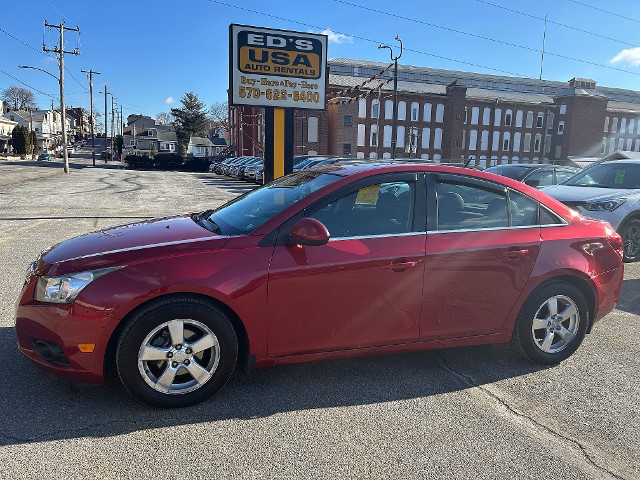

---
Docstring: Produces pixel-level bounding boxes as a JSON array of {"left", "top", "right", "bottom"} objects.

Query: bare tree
[
  {"left": 155, "top": 112, "right": 174, "bottom": 125},
  {"left": 2, "top": 86, "right": 37, "bottom": 110},
  {"left": 209, "top": 101, "right": 229, "bottom": 136}
]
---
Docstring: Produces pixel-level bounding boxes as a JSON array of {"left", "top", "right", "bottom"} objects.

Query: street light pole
[
  {"left": 378, "top": 36, "right": 403, "bottom": 159},
  {"left": 81, "top": 69, "right": 101, "bottom": 167}
]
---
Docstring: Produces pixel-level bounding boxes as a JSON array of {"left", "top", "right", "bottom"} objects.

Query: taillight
[{"left": 607, "top": 231, "right": 624, "bottom": 258}]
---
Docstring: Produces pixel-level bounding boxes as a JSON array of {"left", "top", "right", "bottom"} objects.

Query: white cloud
[
  {"left": 611, "top": 47, "right": 640, "bottom": 66},
  {"left": 320, "top": 29, "right": 353, "bottom": 44},
  {"left": 164, "top": 96, "right": 175, "bottom": 104}
]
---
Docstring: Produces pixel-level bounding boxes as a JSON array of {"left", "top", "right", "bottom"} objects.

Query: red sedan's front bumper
[{"left": 15, "top": 282, "right": 117, "bottom": 384}]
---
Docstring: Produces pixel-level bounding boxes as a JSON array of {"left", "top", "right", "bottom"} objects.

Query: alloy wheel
[
  {"left": 531, "top": 295, "right": 580, "bottom": 354},
  {"left": 622, "top": 224, "right": 640, "bottom": 261},
  {"left": 137, "top": 319, "right": 220, "bottom": 395}
]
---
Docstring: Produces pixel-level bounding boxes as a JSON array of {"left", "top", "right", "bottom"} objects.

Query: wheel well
[
  {"left": 618, "top": 213, "right": 640, "bottom": 232},
  {"left": 538, "top": 275, "right": 596, "bottom": 334},
  {"left": 103, "top": 292, "right": 250, "bottom": 376}
]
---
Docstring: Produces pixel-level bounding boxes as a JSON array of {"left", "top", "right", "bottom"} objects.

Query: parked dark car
[
  {"left": 486, "top": 164, "right": 580, "bottom": 188},
  {"left": 16, "top": 163, "right": 623, "bottom": 407},
  {"left": 37, "top": 153, "right": 52, "bottom": 161}
]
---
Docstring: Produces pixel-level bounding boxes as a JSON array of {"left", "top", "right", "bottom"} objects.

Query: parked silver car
[{"left": 543, "top": 159, "right": 640, "bottom": 262}]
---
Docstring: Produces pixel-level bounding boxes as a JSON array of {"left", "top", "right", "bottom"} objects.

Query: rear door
[{"left": 421, "top": 173, "right": 541, "bottom": 340}]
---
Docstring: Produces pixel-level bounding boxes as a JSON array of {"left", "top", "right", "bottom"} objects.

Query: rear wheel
[
  {"left": 511, "top": 281, "right": 588, "bottom": 364},
  {"left": 620, "top": 218, "right": 640, "bottom": 263},
  {"left": 116, "top": 297, "right": 237, "bottom": 408}
]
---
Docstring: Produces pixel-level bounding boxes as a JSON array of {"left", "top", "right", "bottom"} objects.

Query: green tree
[
  {"left": 11, "top": 125, "right": 28, "bottom": 156},
  {"left": 171, "top": 92, "right": 208, "bottom": 149},
  {"left": 30, "top": 130, "right": 39, "bottom": 158}
]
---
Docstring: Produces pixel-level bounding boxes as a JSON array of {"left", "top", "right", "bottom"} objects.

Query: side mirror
[
  {"left": 524, "top": 179, "right": 540, "bottom": 188},
  {"left": 286, "top": 217, "right": 330, "bottom": 246}
]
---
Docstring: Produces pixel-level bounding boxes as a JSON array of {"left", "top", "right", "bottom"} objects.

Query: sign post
[{"left": 229, "top": 24, "right": 327, "bottom": 182}]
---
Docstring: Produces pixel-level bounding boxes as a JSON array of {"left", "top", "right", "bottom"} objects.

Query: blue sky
[{"left": 2, "top": 0, "right": 640, "bottom": 121}]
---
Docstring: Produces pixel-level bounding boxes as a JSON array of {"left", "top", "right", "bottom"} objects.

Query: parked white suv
[{"left": 543, "top": 159, "right": 640, "bottom": 262}]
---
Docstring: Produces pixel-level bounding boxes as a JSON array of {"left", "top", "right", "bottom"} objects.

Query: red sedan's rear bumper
[
  {"left": 15, "top": 297, "right": 116, "bottom": 384},
  {"left": 592, "top": 266, "right": 624, "bottom": 326}
]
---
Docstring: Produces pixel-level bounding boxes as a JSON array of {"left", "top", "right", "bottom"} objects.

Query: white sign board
[{"left": 229, "top": 24, "right": 327, "bottom": 110}]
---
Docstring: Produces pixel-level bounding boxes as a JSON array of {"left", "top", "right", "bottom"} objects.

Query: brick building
[{"left": 229, "top": 58, "right": 640, "bottom": 166}]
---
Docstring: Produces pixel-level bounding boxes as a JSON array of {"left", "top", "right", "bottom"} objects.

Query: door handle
[
  {"left": 503, "top": 248, "right": 530, "bottom": 260},
  {"left": 386, "top": 260, "right": 419, "bottom": 271}
]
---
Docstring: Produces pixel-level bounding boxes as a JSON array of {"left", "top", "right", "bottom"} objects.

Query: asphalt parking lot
[{"left": 0, "top": 160, "right": 638, "bottom": 479}]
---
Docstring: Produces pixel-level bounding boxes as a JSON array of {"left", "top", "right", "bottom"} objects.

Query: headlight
[
  {"left": 582, "top": 198, "right": 626, "bottom": 211},
  {"left": 34, "top": 267, "right": 120, "bottom": 304}
]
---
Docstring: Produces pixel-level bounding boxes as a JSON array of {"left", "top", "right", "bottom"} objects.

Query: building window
[
  {"left": 513, "top": 132, "right": 521, "bottom": 152},
  {"left": 410, "top": 102, "right": 419, "bottom": 121},
  {"left": 620, "top": 118, "right": 627, "bottom": 134},
  {"left": 536, "top": 112, "right": 544, "bottom": 128},
  {"left": 515, "top": 110, "right": 523, "bottom": 128},
  {"left": 408, "top": 127, "right": 418, "bottom": 151},
  {"left": 627, "top": 138, "right": 632, "bottom": 150},
  {"left": 435, "top": 104, "right": 445, "bottom": 123},
  {"left": 601, "top": 137, "right": 607, "bottom": 155},
  {"left": 526, "top": 111, "right": 534, "bottom": 129},
  {"left": 481, "top": 130, "right": 489, "bottom": 150},
  {"left": 423, "top": 103, "right": 432, "bottom": 122},
  {"left": 421, "top": 127, "right": 431, "bottom": 149},
  {"left": 534, "top": 134, "right": 542, "bottom": 152},
  {"left": 383, "top": 125, "right": 392, "bottom": 147},
  {"left": 384, "top": 100, "right": 393, "bottom": 120},
  {"left": 545, "top": 134, "right": 551, "bottom": 153},
  {"left": 502, "top": 132, "right": 511, "bottom": 151},
  {"left": 618, "top": 138, "right": 624, "bottom": 150},
  {"left": 398, "top": 101, "right": 407, "bottom": 121},
  {"left": 371, "top": 100, "right": 379, "bottom": 119},
  {"left": 358, "top": 99, "right": 366, "bottom": 118},
  {"left": 494, "top": 108, "right": 502, "bottom": 127},
  {"left": 635, "top": 139, "right": 640, "bottom": 152},
  {"left": 524, "top": 133, "right": 531, "bottom": 152},
  {"left": 370, "top": 124, "right": 378, "bottom": 147},
  {"left": 609, "top": 137, "right": 615, "bottom": 153},
  {"left": 560, "top": 104, "right": 566, "bottom": 115},
  {"left": 308, "top": 117, "right": 318, "bottom": 143},
  {"left": 469, "top": 129, "right": 478, "bottom": 150},
  {"left": 492, "top": 131, "right": 500, "bottom": 151},
  {"left": 434, "top": 128, "right": 443, "bottom": 149},
  {"left": 482, "top": 107, "right": 491, "bottom": 126},
  {"left": 357, "top": 124, "right": 365, "bottom": 147},
  {"left": 343, "top": 143, "right": 351, "bottom": 155},
  {"left": 630, "top": 119, "right": 636, "bottom": 135},
  {"left": 397, "top": 126, "right": 405, "bottom": 148},
  {"left": 556, "top": 145, "right": 562, "bottom": 159},
  {"left": 504, "top": 109, "right": 512, "bottom": 126},
  {"left": 604, "top": 116, "right": 609, "bottom": 132},
  {"left": 612, "top": 117, "right": 618, "bottom": 133},
  {"left": 344, "top": 115, "right": 353, "bottom": 126},
  {"left": 547, "top": 112, "right": 554, "bottom": 130},
  {"left": 471, "top": 107, "right": 479, "bottom": 125},
  {"left": 557, "top": 121, "right": 565, "bottom": 135},
  {"left": 357, "top": 152, "right": 365, "bottom": 158}
]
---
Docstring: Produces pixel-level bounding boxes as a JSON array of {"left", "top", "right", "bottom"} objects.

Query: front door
[
  {"left": 267, "top": 175, "right": 426, "bottom": 357},
  {"left": 421, "top": 174, "right": 541, "bottom": 340}
]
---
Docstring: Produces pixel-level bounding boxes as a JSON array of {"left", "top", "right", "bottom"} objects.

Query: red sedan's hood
[{"left": 41, "top": 214, "right": 229, "bottom": 273}]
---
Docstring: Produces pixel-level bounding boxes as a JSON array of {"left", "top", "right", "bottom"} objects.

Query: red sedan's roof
[{"left": 311, "top": 162, "right": 578, "bottom": 220}]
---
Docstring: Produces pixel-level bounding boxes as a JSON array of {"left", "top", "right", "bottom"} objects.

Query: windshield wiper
[{"left": 192, "top": 211, "right": 222, "bottom": 234}]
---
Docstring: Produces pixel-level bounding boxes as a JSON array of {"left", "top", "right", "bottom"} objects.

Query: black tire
[
  {"left": 619, "top": 218, "right": 640, "bottom": 263},
  {"left": 511, "top": 281, "right": 588, "bottom": 364},
  {"left": 116, "top": 296, "right": 238, "bottom": 408}
]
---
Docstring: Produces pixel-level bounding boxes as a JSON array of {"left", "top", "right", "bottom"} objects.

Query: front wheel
[
  {"left": 620, "top": 218, "right": 640, "bottom": 263},
  {"left": 116, "top": 297, "right": 238, "bottom": 408},
  {"left": 511, "top": 281, "right": 588, "bottom": 364}
]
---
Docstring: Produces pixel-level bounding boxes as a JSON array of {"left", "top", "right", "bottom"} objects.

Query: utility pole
[
  {"left": 100, "top": 85, "right": 112, "bottom": 162},
  {"left": 81, "top": 69, "right": 101, "bottom": 167},
  {"left": 43, "top": 20, "right": 80, "bottom": 174},
  {"left": 111, "top": 96, "right": 116, "bottom": 163},
  {"left": 539, "top": 15, "right": 547, "bottom": 80},
  {"left": 379, "top": 37, "right": 403, "bottom": 159}
]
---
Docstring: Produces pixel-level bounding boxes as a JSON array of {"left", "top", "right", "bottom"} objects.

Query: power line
[
  {"left": 332, "top": 0, "right": 640, "bottom": 77},
  {"left": 207, "top": 0, "right": 525, "bottom": 76},
  {"left": 0, "top": 68, "right": 56, "bottom": 98},
  {"left": 473, "top": 0, "right": 638, "bottom": 47},
  {"left": 568, "top": 0, "right": 640, "bottom": 23}
]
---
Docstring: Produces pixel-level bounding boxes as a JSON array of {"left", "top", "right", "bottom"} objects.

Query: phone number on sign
[{"left": 238, "top": 87, "right": 321, "bottom": 103}]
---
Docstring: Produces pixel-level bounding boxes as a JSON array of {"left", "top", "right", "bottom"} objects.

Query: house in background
[
  {"left": 187, "top": 136, "right": 214, "bottom": 157},
  {"left": 5, "top": 109, "right": 70, "bottom": 152},
  {"left": 123, "top": 124, "right": 177, "bottom": 155},
  {"left": 210, "top": 136, "right": 227, "bottom": 155},
  {"left": 0, "top": 113, "right": 18, "bottom": 153}
]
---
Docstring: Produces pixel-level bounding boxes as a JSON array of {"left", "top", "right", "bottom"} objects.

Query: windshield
[
  {"left": 294, "top": 158, "right": 320, "bottom": 169},
  {"left": 486, "top": 165, "right": 530, "bottom": 180},
  {"left": 564, "top": 163, "right": 640, "bottom": 189},
  {"left": 202, "top": 171, "right": 342, "bottom": 235}
]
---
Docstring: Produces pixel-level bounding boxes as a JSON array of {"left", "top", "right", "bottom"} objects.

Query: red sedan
[{"left": 15, "top": 163, "right": 624, "bottom": 407}]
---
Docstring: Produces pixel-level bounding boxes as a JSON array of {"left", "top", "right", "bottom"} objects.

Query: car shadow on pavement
[
  {"left": 615, "top": 278, "right": 640, "bottom": 315},
  {"left": 0, "top": 325, "right": 548, "bottom": 447}
]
